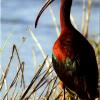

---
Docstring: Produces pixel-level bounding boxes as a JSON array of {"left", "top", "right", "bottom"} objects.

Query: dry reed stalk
[
  {"left": 0, "top": 32, "right": 14, "bottom": 92},
  {"left": 49, "top": 5, "right": 60, "bottom": 36},
  {"left": 2, "top": 62, "right": 24, "bottom": 100},
  {"left": 24, "top": 64, "right": 53, "bottom": 99},
  {"left": 1, "top": 45, "right": 25, "bottom": 100},
  {"left": 38, "top": 76, "right": 57, "bottom": 99},
  {"left": 28, "top": 27, "right": 51, "bottom": 67},
  {"left": 82, "top": 0, "right": 86, "bottom": 33},
  {"left": 20, "top": 56, "right": 48, "bottom": 99},
  {"left": 0, "top": 32, "right": 13, "bottom": 97},
  {"left": 0, "top": 45, "right": 25, "bottom": 90},
  {"left": 83, "top": 0, "right": 92, "bottom": 37},
  {"left": 0, "top": 45, "right": 16, "bottom": 91}
]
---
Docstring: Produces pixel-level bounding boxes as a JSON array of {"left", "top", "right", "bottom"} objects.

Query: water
[{"left": 0, "top": 0, "right": 100, "bottom": 98}]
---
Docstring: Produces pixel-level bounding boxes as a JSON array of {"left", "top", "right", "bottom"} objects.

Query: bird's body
[
  {"left": 35, "top": 0, "right": 98, "bottom": 99},
  {"left": 52, "top": 26, "right": 98, "bottom": 99}
]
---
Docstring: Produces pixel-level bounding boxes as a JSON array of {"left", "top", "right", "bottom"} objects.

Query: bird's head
[{"left": 35, "top": 0, "right": 55, "bottom": 28}]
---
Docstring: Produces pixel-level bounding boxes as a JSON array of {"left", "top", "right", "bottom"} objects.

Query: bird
[{"left": 35, "top": 0, "right": 98, "bottom": 100}]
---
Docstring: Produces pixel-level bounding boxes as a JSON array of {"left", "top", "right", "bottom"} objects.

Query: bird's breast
[{"left": 53, "top": 39, "right": 75, "bottom": 62}]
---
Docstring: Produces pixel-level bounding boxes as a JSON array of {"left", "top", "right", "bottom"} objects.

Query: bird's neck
[{"left": 60, "top": 0, "right": 72, "bottom": 32}]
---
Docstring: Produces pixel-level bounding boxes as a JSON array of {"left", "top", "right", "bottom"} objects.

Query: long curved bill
[{"left": 35, "top": 0, "right": 55, "bottom": 28}]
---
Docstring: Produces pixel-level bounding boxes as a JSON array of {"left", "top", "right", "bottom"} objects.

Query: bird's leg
[{"left": 63, "top": 84, "right": 66, "bottom": 100}]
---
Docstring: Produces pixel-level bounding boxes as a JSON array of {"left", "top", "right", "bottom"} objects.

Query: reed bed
[
  {"left": 0, "top": 0, "right": 100, "bottom": 100},
  {"left": 0, "top": 44, "right": 82, "bottom": 100}
]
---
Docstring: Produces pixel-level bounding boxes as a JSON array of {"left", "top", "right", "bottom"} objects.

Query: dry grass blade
[
  {"left": 49, "top": 6, "right": 60, "bottom": 36},
  {"left": 28, "top": 27, "right": 51, "bottom": 67},
  {"left": 0, "top": 44, "right": 25, "bottom": 100},
  {"left": 82, "top": 0, "right": 86, "bottom": 33},
  {"left": 34, "top": 70, "right": 55, "bottom": 97},
  {"left": 20, "top": 56, "right": 48, "bottom": 99},
  {"left": 26, "top": 63, "right": 53, "bottom": 99},
  {"left": 20, "top": 62, "right": 25, "bottom": 89},
  {"left": 83, "top": 0, "right": 92, "bottom": 37},
  {"left": 10, "top": 82, "right": 17, "bottom": 100},
  {"left": 38, "top": 76, "right": 57, "bottom": 100},
  {"left": 14, "top": 91, "right": 19, "bottom": 100},
  {"left": 0, "top": 45, "right": 24, "bottom": 91},
  {"left": 0, "top": 45, "right": 16, "bottom": 91},
  {"left": 2, "top": 61, "right": 24, "bottom": 100},
  {"left": 44, "top": 77, "right": 58, "bottom": 98},
  {"left": 0, "top": 32, "right": 13, "bottom": 95},
  {"left": 34, "top": 69, "right": 53, "bottom": 93},
  {"left": 55, "top": 91, "right": 63, "bottom": 100},
  {"left": 11, "top": 45, "right": 25, "bottom": 86},
  {"left": 46, "top": 77, "right": 57, "bottom": 99}
]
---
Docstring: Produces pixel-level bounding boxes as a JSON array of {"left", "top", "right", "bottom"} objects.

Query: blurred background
[{"left": 0, "top": 0, "right": 100, "bottom": 99}]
